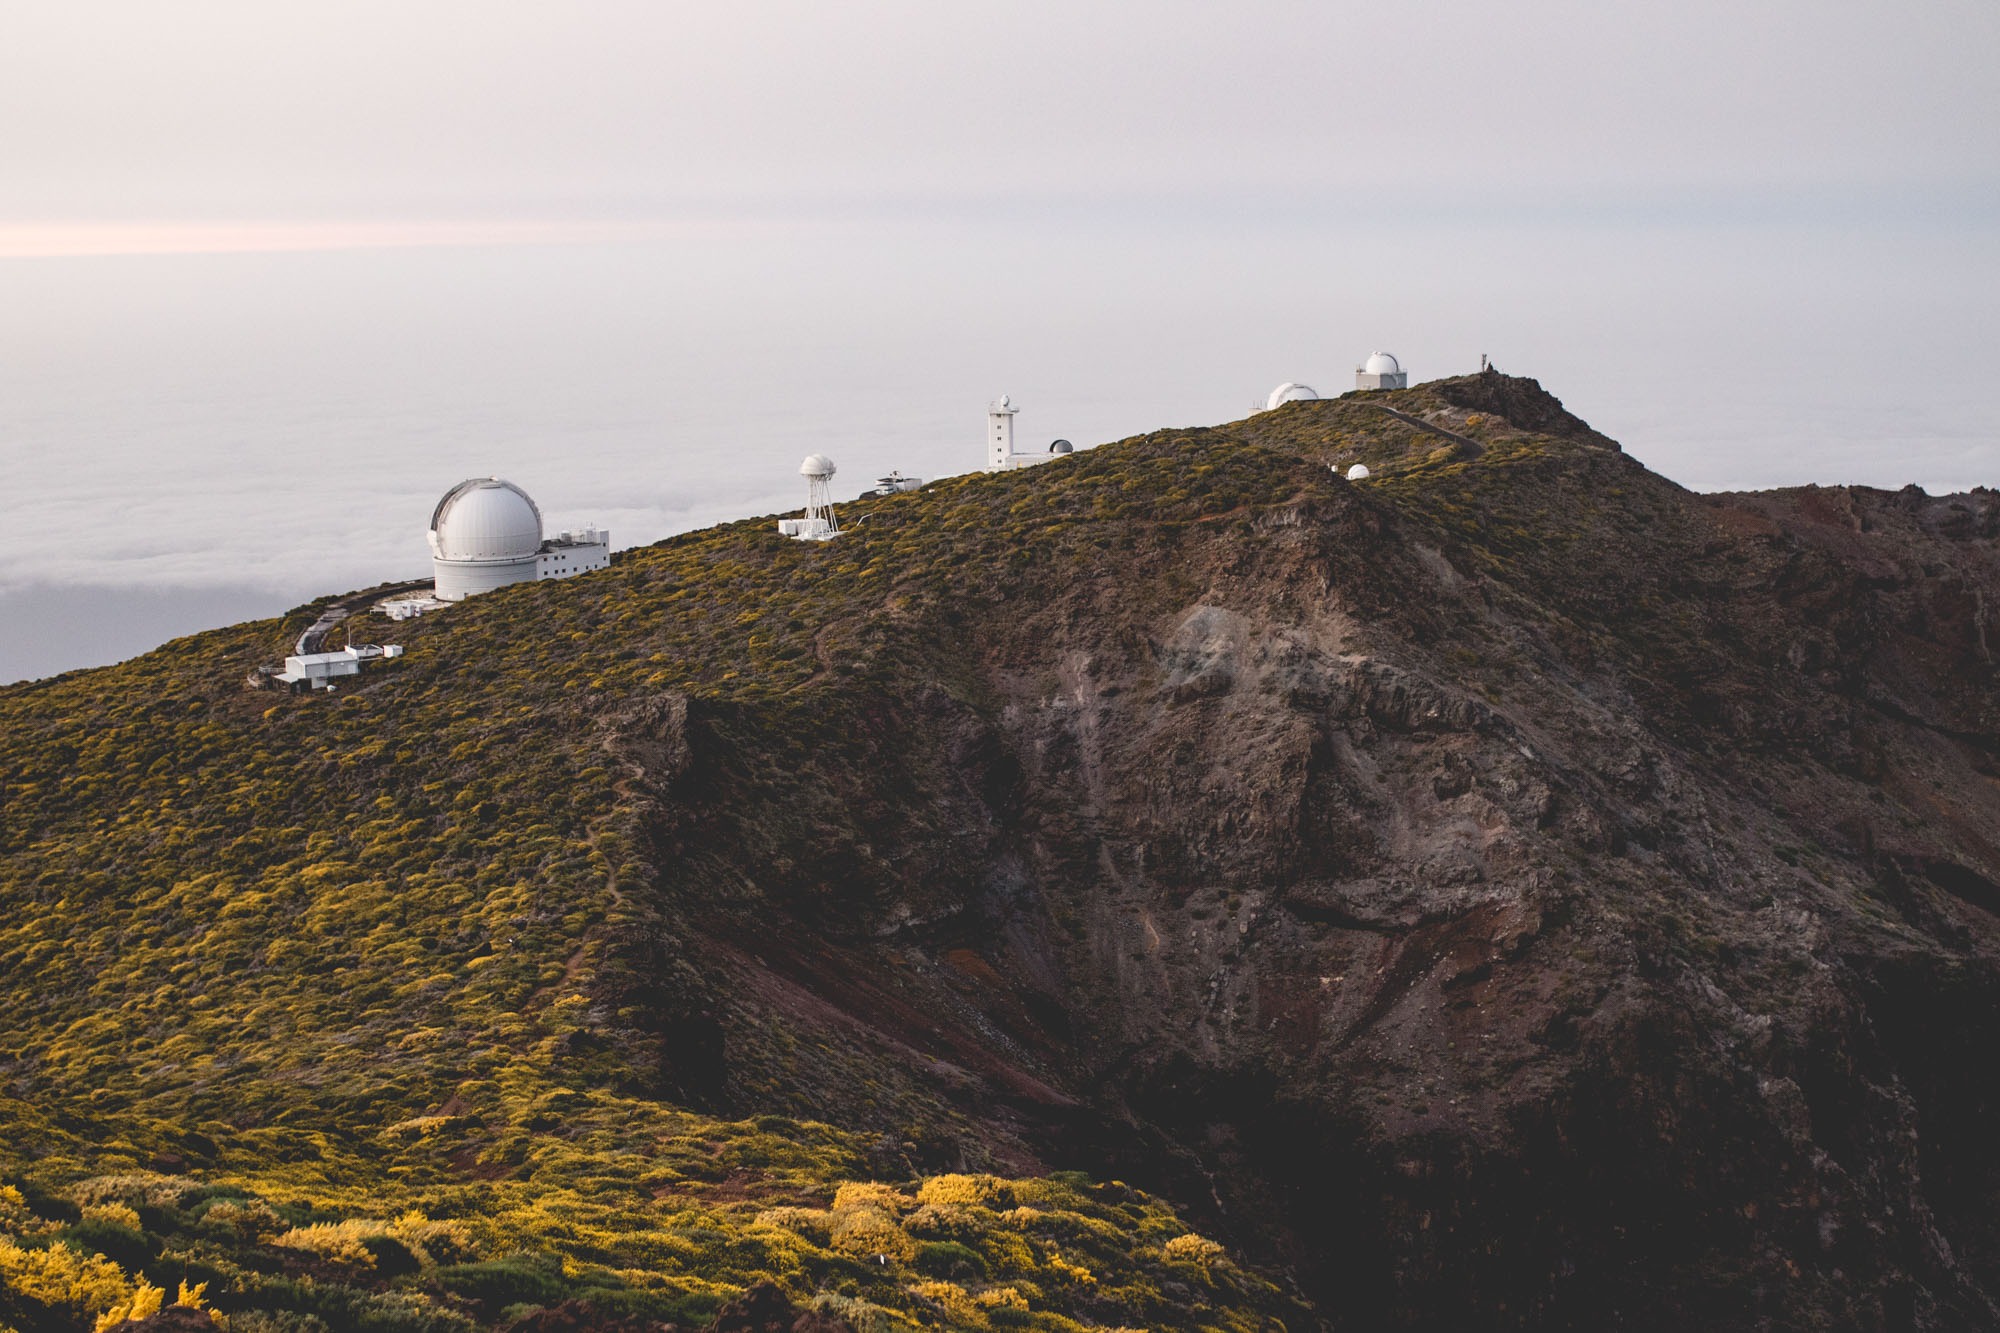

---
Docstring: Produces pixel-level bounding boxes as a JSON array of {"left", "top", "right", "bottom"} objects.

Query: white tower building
[
  {"left": 985, "top": 395, "right": 1070, "bottom": 471},
  {"left": 428, "top": 477, "right": 609, "bottom": 601},
  {"left": 779, "top": 455, "right": 841, "bottom": 540},
  {"left": 988, "top": 395, "right": 1019, "bottom": 471},
  {"left": 1355, "top": 352, "right": 1408, "bottom": 390}
]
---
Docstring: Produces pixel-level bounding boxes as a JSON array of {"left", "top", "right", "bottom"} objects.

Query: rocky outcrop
[{"left": 589, "top": 379, "right": 2000, "bottom": 1329}]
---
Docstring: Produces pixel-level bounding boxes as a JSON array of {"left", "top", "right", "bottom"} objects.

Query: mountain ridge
[{"left": 6, "top": 373, "right": 2000, "bottom": 1331}]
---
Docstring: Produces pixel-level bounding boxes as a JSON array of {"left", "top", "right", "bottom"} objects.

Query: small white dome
[
  {"left": 1265, "top": 382, "right": 1320, "bottom": 411},
  {"left": 431, "top": 478, "right": 543, "bottom": 561},
  {"left": 800, "top": 454, "right": 837, "bottom": 478},
  {"left": 1049, "top": 439, "right": 1074, "bottom": 454},
  {"left": 1364, "top": 352, "right": 1401, "bottom": 376},
  {"left": 1345, "top": 463, "right": 1372, "bottom": 481}
]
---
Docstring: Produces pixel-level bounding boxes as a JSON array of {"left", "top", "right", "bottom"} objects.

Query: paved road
[
  {"left": 294, "top": 579, "right": 435, "bottom": 655},
  {"left": 1365, "top": 403, "right": 1485, "bottom": 458}
]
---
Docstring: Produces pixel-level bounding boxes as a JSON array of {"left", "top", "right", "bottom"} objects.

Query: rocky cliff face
[{"left": 603, "top": 378, "right": 2000, "bottom": 1328}]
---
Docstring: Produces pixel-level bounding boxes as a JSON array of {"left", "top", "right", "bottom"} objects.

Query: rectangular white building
[{"left": 276, "top": 644, "right": 403, "bottom": 692}]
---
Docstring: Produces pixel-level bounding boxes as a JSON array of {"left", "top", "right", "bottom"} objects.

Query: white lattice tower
[{"left": 800, "top": 454, "right": 838, "bottom": 534}]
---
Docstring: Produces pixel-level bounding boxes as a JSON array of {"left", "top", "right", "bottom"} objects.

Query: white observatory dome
[
  {"left": 1049, "top": 439, "right": 1074, "bottom": 454},
  {"left": 1364, "top": 352, "right": 1401, "bottom": 376},
  {"left": 1346, "top": 463, "right": 1372, "bottom": 481},
  {"left": 800, "top": 454, "right": 837, "bottom": 479},
  {"left": 430, "top": 478, "right": 543, "bottom": 561},
  {"left": 1266, "top": 382, "right": 1319, "bottom": 411}
]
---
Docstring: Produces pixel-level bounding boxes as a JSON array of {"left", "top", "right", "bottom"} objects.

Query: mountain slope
[{"left": 6, "top": 372, "right": 2000, "bottom": 1330}]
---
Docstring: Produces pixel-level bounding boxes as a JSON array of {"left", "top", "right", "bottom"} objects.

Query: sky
[{"left": 1, "top": 1, "right": 1997, "bottom": 681}]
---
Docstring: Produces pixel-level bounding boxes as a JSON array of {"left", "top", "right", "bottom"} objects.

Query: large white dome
[
  {"left": 1364, "top": 352, "right": 1401, "bottom": 376},
  {"left": 430, "top": 478, "right": 543, "bottom": 562},
  {"left": 1266, "top": 382, "right": 1320, "bottom": 411},
  {"left": 800, "top": 454, "right": 837, "bottom": 478}
]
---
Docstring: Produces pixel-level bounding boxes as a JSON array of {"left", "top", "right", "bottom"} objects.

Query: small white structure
[
  {"left": 986, "top": 396, "right": 1071, "bottom": 470},
  {"left": 276, "top": 643, "right": 403, "bottom": 692},
  {"left": 1355, "top": 353, "right": 1408, "bottom": 391},
  {"left": 860, "top": 470, "right": 924, "bottom": 499},
  {"left": 1345, "top": 463, "right": 1372, "bottom": 480},
  {"left": 379, "top": 593, "right": 448, "bottom": 622},
  {"left": 779, "top": 454, "right": 841, "bottom": 540},
  {"left": 428, "top": 477, "right": 609, "bottom": 601},
  {"left": 1265, "top": 382, "right": 1319, "bottom": 411}
]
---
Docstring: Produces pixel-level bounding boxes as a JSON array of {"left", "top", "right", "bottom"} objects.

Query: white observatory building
[
  {"left": 1355, "top": 353, "right": 1408, "bottom": 390},
  {"left": 1265, "top": 382, "right": 1319, "bottom": 411},
  {"left": 779, "top": 454, "right": 842, "bottom": 540},
  {"left": 986, "top": 395, "right": 1073, "bottom": 471},
  {"left": 427, "top": 477, "right": 609, "bottom": 601}
]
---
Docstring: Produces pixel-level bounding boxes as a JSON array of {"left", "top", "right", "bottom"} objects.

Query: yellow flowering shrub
[
  {"left": 73, "top": 1176, "right": 197, "bottom": 1211},
  {"left": 196, "top": 1198, "right": 287, "bottom": 1242},
  {"left": 915, "top": 1175, "right": 1010, "bottom": 1209},
  {"left": 92, "top": 1277, "right": 164, "bottom": 1333},
  {"left": 0, "top": 1237, "right": 133, "bottom": 1326},
  {"left": 1044, "top": 1253, "right": 1096, "bottom": 1288},
  {"left": 1161, "top": 1232, "right": 1226, "bottom": 1269},
  {"left": 908, "top": 1279, "right": 979, "bottom": 1321},
  {"left": 831, "top": 1182, "right": 912, "bottom": 1213},
  {"left": 829, "top": 1204, "right": 916, "bottom": 1263},
  {"left": 271, "top": 1210, "right": 467, "bottom": 1270},
  {"left": 273, "top": 1219, "right": 384, "bottom": 1268},
  {"left": 752, "top": 1207, "right": 833, "bottom": 1245},
  {"left": 0, "top": 1185, "right": 53, "bottom": 1240},
  {"left": 80, "top": 1203, "right": 142, "bottom": 1232},
  {"left": 387, "top": 1210, "right": 473, "bottom": 1265},
  {"left": 901, "top": 1203, "right": 984, "bottom": 1240}
]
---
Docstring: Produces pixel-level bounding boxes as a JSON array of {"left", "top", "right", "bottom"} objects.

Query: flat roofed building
[{"left": 276, "top": 644, "right": 403, "bottom": 692}]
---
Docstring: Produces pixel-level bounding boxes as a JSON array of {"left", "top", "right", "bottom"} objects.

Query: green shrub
[
  {"left": 914, "top": 1240, "right": 986, "bottom": 1280},
  {"left": 61, "top": 1217, "right": 154, "bottom": 1269},
  {"left": 437, "top": 1253, "right": 567, "bottom": 1312}
]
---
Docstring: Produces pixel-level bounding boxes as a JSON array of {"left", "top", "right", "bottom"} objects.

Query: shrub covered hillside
[
  {"left": 8, "top": 371, "right": 2000, "bottom": 1330},
  {"left": 0, "top": 393, "right": 1346, "bottom": 1331}
]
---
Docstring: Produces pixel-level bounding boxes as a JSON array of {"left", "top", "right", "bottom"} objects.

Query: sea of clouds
[{"left": 2, "top": 206, "right": 1993, "bottom": 682}]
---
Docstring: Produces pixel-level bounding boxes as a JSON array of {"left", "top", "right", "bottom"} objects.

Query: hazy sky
[
  {"left": 1, "top": 2, "right": 1996, "bottom": 682},
  {"left": 4, "top": 1, "right": 1995, "bottom": 222}
]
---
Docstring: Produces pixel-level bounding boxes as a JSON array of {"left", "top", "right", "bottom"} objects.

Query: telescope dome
[
  {"left": 800, "top": 454, "right": 837, "bottom": 479},
  {"left": 1364, "top": 352, "right": 1401, "bottom": 376},
  {"left": 1265, "top": 382, "right": 1319, "bottom": 411},
  {"left": 430, "top": 478, "right": 543, "bottom": 561}
]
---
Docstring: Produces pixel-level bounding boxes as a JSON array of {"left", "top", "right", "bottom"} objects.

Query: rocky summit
[{"left": 5, "top": 372, "right": 2000, "bottom": 1331}]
